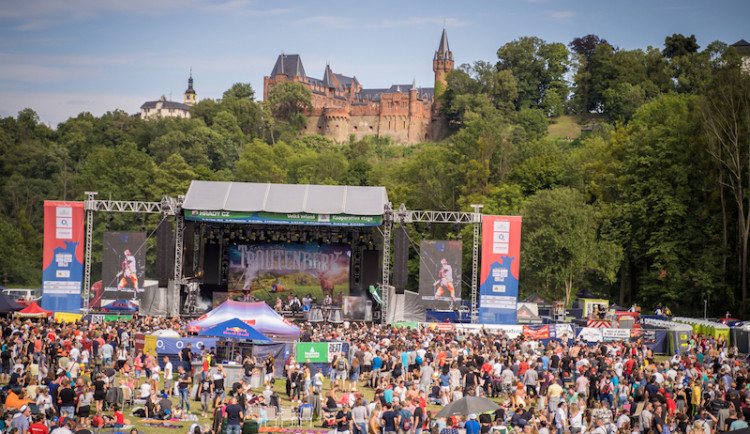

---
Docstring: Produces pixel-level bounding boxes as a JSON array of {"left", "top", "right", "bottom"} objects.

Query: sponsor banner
[
  {"left": 42, "top": 201, "right": 85, "bottom": 313},
  {"left": 228, "top": 242, "right": 351, "bottom": 305},
  {"left": 577, "top": 327, "right": 603, "bottom": 342},
  {"left": 523, "top": 325, "right": 549, "bottom": 339},
  {"left": 144, "top": 335, "right": 158, "bottom": 356},
  {"left": 296, "top": 342, "right": 329, "bottom": 363},
  {"left": 479, "top": 216, "right": 522, "bottom": 324},
  {"left": 419, "top": 240, "right": 463, "bottom": 308},
  {"left": 186, "top": 210, "right": 382, "bottom": 227},
  {"left": 156, "top": 337, "right": 218, "bottom": 355},
  {"left": 54, "top": 312, "right": 82, "bottom": 323},
  {"left": 327, "top": 342, "right": 344, "bottom": 362},
  {"left": 602, "top": 328, "right": 630, "bottom": 342},
  {"left": 451, "top": 324, "right": 524, "bottom": 338},
  {"left": 555, "top": 324, "right": 575, "bottom": 340}
]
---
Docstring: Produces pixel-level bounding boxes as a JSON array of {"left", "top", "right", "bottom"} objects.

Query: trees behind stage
[{"left": 1, "top": 33, "right": 749, "bottom": 317}]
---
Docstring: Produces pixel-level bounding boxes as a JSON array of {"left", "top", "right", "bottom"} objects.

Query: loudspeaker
[
  {"left": 350, "top": 245, "right": 364, "bottom": 294},
  {"left": 183, "top": 221, "right": 195, "bottom": 278},
  {"left": 361, "top": 249, "right": 381, "bottom": 290},
  {"left": 202, "top": 243, "right": 221, "bottom": 285},
  {"left": 156, "top": 220, "right": 174, "bottom": 287},
  {"left": 392, "top": 225, "right": 409, "bottom": 292}
]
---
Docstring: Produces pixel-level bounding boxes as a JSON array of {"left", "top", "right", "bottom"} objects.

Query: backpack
[
  {"left": 635, "top": 384, "right": 645, "bottom": 401},
  {"left": 416, "top": 355, "right": 423, "bottom": 366},
  {"left": 602, "top": 382, "right": 611, "bottom": 394},
  {"left": 401, "top": 410, "right": 412, "bottom": 430}
]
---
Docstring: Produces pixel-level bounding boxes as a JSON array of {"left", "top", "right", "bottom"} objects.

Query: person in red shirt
[
  {"left": 28, "top": 413, "right": 49, "bottom": 434},
  {"left": 518, "top": 358, "right": 529, "bottom": 377}
]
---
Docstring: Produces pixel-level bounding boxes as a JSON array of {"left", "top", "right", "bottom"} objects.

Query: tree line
[{"left": 1, "top": 33, "right": 749, "bottom": 317}]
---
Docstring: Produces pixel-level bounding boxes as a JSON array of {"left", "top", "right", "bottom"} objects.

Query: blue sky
[{"left": 1, "top": 0, "right": 747, "bottom": 127}]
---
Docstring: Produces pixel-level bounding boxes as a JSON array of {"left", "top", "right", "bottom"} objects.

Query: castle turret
[
  {"left": 184, "top": 70, "right": 197, "bottom": 106},
  {"left": 433, "top": 28, "right": 454, "bottom": 100}
]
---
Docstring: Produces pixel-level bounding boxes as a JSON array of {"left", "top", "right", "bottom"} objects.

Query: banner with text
[
  {"left": 42, "top": 201, "right": 85, "bottom": 313},
  {"left": 479, "top": 215, "right": 522, "bottom": 324},
  {"left": 418, "top": 240, "right": 463, "bottom": 309},
  {"left": 186, "top": 210, "right": 382, "bottom": 227},
  {"left": 523, "top": 325, "right": 550, "bottom": 339},
  {"left": 296, "top": 342, "right": 330, "bottom": 363}
]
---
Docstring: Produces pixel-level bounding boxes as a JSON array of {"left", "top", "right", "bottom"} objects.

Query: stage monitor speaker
[
  {"left": 156, "top": 220, "right": 174, "bottom": 287},
  {"left": 202, "top": 243, "right": 221, "bottom": 285},
  {"left": 350, "top": 246, "right": 364, "bottom": 295},
  {"left": 361, "top": 249, "right": 381, "bottom": 290},
  {"left": 392, "top": 225, "right": 408, "bottom": 292}
]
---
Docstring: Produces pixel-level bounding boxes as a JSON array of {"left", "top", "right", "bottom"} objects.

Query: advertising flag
[
  {"left": 479, "top": 215, "right": 522, "bottom": 324},
  {"left": 42, "top": 201, "right": 85, "bottom": 313}
]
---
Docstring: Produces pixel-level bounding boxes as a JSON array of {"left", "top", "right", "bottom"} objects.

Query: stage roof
[{"left": 182, "top": 181, "right": 389, "bottom": 216}]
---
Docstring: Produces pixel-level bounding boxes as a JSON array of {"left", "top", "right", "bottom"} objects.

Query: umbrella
[
  {"left": 435, "top": 396, "right": 500, "bottom": 418},
  {"left": 152, "top": 329, "right": 181, "bottom": 338}
]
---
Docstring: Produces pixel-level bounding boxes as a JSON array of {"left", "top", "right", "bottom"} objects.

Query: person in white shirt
[
  {"left": 140, "top": 382, "right": 151, "bottom": 399},
  {"left": 164, "top": 357, "right": 174, "bottom": 397}
]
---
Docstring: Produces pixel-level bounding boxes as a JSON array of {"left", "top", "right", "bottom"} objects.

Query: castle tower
[
  {"left": 433, "top": 28, "right": 454, "bottom": 100},
  {"left": 184, "top": 70, "right": 197, "bottom": 106}
]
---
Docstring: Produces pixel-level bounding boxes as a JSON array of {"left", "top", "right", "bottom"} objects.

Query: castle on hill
[{"left": 263, "top": 29, "right": 455, "bottom": 145}]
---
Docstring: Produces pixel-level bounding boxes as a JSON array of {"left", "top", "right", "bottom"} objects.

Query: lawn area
[{"left": 547, "top": 115, "right": 583, "bottom": 140}]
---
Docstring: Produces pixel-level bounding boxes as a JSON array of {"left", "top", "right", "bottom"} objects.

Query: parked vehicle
[{"left": 2, "top": 288, "right": 41, "bottom": 306}]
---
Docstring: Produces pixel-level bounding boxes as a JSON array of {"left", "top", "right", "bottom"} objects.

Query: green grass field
[{"left": 547, "top": 114, "right": 603, "bottom": 141}]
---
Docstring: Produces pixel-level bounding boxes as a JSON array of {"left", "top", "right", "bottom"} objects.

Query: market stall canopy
[
  {"left": 0, "top": 293, "right": 24, "bottom": 313},
  {"left": 188, "top": 301, "right": 301, "bottom": 341},
  {"left": 199, "top": 318, "right": 272, "bottom": 342},
  {"left": 15, "top": 302, "right": 53, "bottom": 318},
  {"left": 182, "top": 181, "right": 389, "bottom": 226}
]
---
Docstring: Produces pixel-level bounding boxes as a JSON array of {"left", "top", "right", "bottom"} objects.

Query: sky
[{"left": 1, "top": 0, "right": 748, "bottom": 127}]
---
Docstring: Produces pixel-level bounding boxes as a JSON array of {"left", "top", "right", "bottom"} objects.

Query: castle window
[
  {"left": 353, "top": 126, "right": 358, "bottom": 131},
  {"left": 402, "top": 102, "right": 407, "bottom": 109},
  {"left": 369, "top": 126, "right": 373, "bottom": 131},
  {"left": 388, "top": 121, "right": 391, "bottom": 129},
  {"left": 388, "top": 102, "right": 393, "bottom": 108},
  {"left": 403, "top": 121, "right": 406, "bottom": 128}
]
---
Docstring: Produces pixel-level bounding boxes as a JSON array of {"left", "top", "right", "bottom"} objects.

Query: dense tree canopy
[{"left": 1, "top": 33, "right": 748, "bottom": 317}]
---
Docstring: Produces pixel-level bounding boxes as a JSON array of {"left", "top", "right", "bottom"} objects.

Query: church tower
[
  {"left": 183, "top": 70, "right": 197, "bottom": 106},
  {"left": 433, "top": 28, "right": 454, "bottom": 100}
]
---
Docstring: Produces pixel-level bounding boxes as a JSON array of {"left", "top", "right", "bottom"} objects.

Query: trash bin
[{"left": 250, "top": 367, "right": 264, "bottom": 389}]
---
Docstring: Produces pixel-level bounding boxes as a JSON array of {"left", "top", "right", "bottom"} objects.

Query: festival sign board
[
  {"left": 42, "top": 201, "right": 85, "bottom": 313},
  {"left": 296, "top": 342, "right": 329, "bottom": 363},
  {"left": 479, "top": 215, "right": 522, "bottom": 324},
  {"left": 185, "top": 210, "right": 382, "bottom": 227}
]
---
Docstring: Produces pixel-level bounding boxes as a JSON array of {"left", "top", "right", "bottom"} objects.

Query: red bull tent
[
  {"left": 199, "top": 318, "right": 272, "bottom": 342},
  {"left": 188, "top": 300, "right": 301, "bottom": 342}
]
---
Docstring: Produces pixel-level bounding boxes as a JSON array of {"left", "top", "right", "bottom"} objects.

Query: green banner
[
  {"left": 185, "top": 210, "right": 382, "bottom": 227},
  {"left": 296, "top": 342, "right": 329, "bottom": 363}
]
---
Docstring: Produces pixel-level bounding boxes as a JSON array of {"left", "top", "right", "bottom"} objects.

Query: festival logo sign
[
  {"left": 223, "top": 326, "right": 251, "bottom": 338},
  {"left": 185, "top": 210, "right": 382, "bottom": 227},
  {"left": 296, "top": 342, "right": 329, "bottom": 363},
  {"left": 42, "top": 201, "right": 85, "bottom": 313}
]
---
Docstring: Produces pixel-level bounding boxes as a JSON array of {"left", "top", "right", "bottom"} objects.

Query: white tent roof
[
  {"left": 182, "top": 181, "right": 389, "bottom": 216},
  {"left": 187, "top": 300, "right": 300, "bottom": 341}
]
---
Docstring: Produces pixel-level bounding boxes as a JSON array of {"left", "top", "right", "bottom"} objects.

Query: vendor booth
[
  {"left": 14, "top": 302, "right": 53, "bottom": 318},
  {"left": 642, "top": 318, "right": 693, "bottom": 355}
]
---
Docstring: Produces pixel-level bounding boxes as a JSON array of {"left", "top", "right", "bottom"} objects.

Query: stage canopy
[
  {"left": 182, "top": 181, "right": 389, "bottom": 226},
  {"left": 188, "top": 301, "right": 301, "bottom": 341},
  {"left": 199, "top": 318, "right": 272, "bottom": 342}
]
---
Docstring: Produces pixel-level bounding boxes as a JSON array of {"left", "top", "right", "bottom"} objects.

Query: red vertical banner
[
  {"left": 479, "top": 215, "right": 522, "bottom": 324},
  {"left": 42, "top": 201, "right": 85, "bottom": 313}
]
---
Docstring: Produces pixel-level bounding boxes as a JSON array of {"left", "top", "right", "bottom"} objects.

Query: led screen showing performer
[
  {"left": 100, "top": 232, "right": 146, "bottom": 309},
  {"left": 419, "top": 240, "right": 462, "bottom": 309}
]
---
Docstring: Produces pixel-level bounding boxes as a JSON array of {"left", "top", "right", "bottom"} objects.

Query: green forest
[{"left": 2, "top": 33, "right": 749, "bottom": 317}]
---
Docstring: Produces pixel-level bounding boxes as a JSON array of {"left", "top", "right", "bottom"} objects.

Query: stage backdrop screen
[
  {"left": 42, "top": 201, "right": 85, "bottom": 313},
  {"left": 100, "top": 232, "right": 146, "bottom": 312},
  {"left": 228, "top": 242, "right": 351, "bottom": 305},
  {"left": 479, "top": 215, "right": 522, "bottom": 324},
  {"left": 418, "top": 240, "right": 462, "bottom": 309}
]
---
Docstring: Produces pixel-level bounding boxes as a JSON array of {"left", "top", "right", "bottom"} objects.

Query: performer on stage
[
  {"left": 116, "top": 249, "right": 140, "bottom": 292},
  {"left": 433, "top": 258, "right": 456, "bottom": 299}
]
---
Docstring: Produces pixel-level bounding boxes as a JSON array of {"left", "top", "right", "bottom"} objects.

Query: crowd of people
[{"left": 0, "top": 314, "right": 746, "bottom": 434}]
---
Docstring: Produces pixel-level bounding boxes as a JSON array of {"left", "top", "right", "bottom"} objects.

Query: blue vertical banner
[
  {"left": 479, "top": 215, "right": 522, "bottom": 324},
  {"left": 42, "top": 201, "right": 85, "bottom": 313}
]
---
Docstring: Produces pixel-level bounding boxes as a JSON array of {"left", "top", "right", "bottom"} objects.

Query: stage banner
[
  {"left": 296, "top": 342, "right": 329, "bottom": 363},
  {"left": 602, "top": 328, "right": 630, "bottom": 342},
  {"left": 418, "top": 240, "right": 462, "bottom": 309},
  {"left": 100, "top": 232, "right": 146, "bottom": 311},
  {"left": 156, "top": 337, "right": 218, "bottom": 355},
  {"left": 42, "top": 201, "right": 85, "bottom": 313},
  {"left": 479, "top": 215, "right": 522, "bottom": 324},
  {"left": 523, "top": 325, "right": 549, "bottom": 339},
  {"left": 185, "top": 210, "right": 382, "bottom": 227},
  {"left": 228, "top": 242, "right": 350, "bottom": 305}
]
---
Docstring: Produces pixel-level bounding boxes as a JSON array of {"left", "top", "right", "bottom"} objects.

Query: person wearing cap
[
  {"left": 11, "top": 404, "right": 31, "bottom": 434},
  {"left": 465, "top": 414, "right": 480, "bottom": 434}
]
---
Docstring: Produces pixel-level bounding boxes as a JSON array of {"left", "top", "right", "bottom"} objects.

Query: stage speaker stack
[
  {"left": 350, "top": 245, "right": 364, "bottom": 293},
  {"left": 392, "top": 225, "right": 408, "bottom": 293},
  {"left": 183, "top": 221, "right": 195, "bottom": 278},
  {"left": 156, "top": 220, "right": 174, "bottom": 287}
]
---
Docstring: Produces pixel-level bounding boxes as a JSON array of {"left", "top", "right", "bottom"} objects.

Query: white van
[{"left": 2, "top": 288, "right": 41, "bottom": 306}]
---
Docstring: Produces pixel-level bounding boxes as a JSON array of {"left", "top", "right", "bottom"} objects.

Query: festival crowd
[{"left": 0, "top": 315, "right": 745, "bottom": 434}]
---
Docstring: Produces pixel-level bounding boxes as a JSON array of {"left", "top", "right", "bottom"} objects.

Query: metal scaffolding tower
[{"left": 81, "top": 192, "right": 181, "bottom": 315}]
